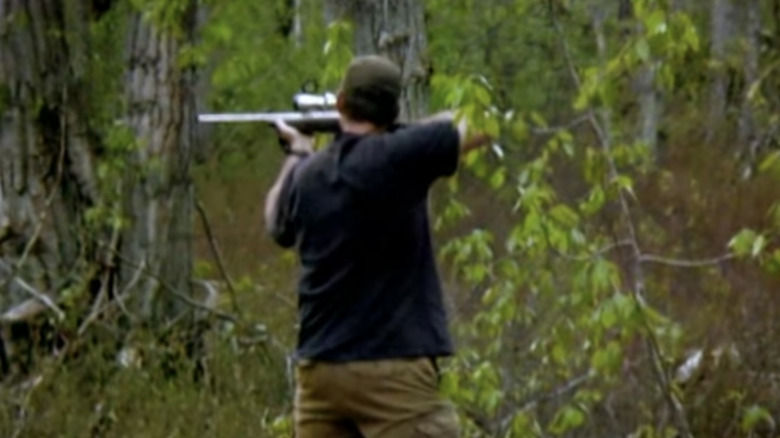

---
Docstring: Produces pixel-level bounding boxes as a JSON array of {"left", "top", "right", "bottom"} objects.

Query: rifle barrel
[{"left": 197, "top": 110, "right": 339, "bottom": 123}]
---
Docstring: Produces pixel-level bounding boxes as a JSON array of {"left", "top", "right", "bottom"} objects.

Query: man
[{"left": 264, "top": 55, "right": 490, "bottom": 437}]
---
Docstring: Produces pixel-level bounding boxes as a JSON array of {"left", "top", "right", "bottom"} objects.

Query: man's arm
[
  {"left": 263, "top": 120, "right": 314, "bottom": 244},
  {"left": 418, "top": 110, "right": 492, "bottom": 154},
  {"left": 264, "top": 155, "right": 303, "bottom": 234}
]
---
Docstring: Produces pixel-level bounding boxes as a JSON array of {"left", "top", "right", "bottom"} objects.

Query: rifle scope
[{"left": 293, "top": 92, "right": 337, "bottom": 111}]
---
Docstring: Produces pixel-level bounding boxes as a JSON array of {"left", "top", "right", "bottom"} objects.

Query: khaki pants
[{"left": 294, "top": 357, "right": 460, "bottom": 437}]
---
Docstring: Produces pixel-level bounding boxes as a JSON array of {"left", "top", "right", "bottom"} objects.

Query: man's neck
[{"left": 339, "top": 118, "right": 382, "bottom": 135}]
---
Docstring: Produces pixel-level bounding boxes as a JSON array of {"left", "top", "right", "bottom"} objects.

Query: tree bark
[
  {"left": 0, "top": 0, "right": 100, "bottom": 317},
  {"left": 120, "top": 2, "right": 199, "bottom": 323},
  {"left": 0, "top": 1, "right": 201, "bottom": 377},
  {"left": 323, "top": 0, "right": 431, "bottom": 120},
  {"left": 708, "top": 0, "right": 734, "bottom": 141},
  {"left": 737, "top": 0, "right": 760, "bottom": 165}
]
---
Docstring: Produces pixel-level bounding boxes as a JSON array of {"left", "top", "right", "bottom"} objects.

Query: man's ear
[{"left": 336, "top": 92, "right": 346, "bottom": 114}]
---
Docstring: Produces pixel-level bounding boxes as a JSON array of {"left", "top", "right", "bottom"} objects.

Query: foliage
[{"left": 426, "top": 0, "right": 780, "bottom": 436}]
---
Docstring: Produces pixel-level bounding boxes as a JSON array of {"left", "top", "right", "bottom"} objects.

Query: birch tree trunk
[
  {"left": 323, "top": 0, "right": 431, "bottom": 120},
  {"left": 120, "top": 2, "right": 199, "bottom": 324}
]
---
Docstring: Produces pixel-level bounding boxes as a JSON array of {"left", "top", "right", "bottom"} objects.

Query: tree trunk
[
  {"left": 737, "top": 0, "right": 760, "bottom": 169},
  {"left": 120, "top": 2, "right": 199, "bottom": 324},
  {"left": 708, "top": 0, "right": 734, "bottom": 141},
  {"left": 623, "top": 0, "right": 661, "bottom": 156},
  {"left": 323, "top": 0, "right": 431, "bottom": 120},
  {"left": 0, "top": 0, "right": 200, "bottom": 377},
  {"left": 0, "top": 0, "right": 100, "bottom": 318}
]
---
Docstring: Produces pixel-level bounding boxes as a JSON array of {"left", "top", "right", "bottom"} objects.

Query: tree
[
  {"left": 323, "top": 0, "right": 431, "bottom": 120},
  {"left": 119, "top": 1, "right": 200, "bottom": 323},
  {"left": 0, "top": 0, "right": 101, "bottom": 324},
  {"left": 0, "top": 0, "right": 201, "bottom": 376}
]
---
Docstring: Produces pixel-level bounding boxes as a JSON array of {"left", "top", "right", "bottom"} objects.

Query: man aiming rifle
[{"left": 264, "top": 55, "right": 491, "bottom": 437}]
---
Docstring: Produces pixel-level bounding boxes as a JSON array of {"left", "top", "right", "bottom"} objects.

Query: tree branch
[
  {"left": 639, "top": 253, "right": 735, "bottom": 268},
  {"left": 195, "top": 198, "right": 242, "bottom": 316},
  {"left": 531, "top": 114, "right": 589, "bottom": 136},
  {"left": 0, "top": 260, "right": 65, "bottom": 321}
]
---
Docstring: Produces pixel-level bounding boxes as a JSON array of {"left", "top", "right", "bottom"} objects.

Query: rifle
[{"left": 198, "top": 82, "right": 341, "bottom": 136}]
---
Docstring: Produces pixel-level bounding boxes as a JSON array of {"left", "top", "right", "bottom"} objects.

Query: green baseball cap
[{"left": 340, "top": 55, "right": 402, "bottom": 125}]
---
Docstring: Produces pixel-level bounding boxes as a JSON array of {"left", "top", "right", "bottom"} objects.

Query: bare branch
[
  {"left": 639, "top": 253, "right": 735, "bottom": 268},
  {"left": 551, "top": 239, "right": 634, "bottom": 262},
  {"left": 195, "top": 198, "right": 242, "bottom": 316},
  {"left": 0, "top": 260, "right": 65, "bottom": 321},
  {"left": 531, "top": 114, "right": 589, "bottom": 136},
  {"left": 77, "top": 258, "right": 146, "bottom": 337},
  {"left": 11, "top": 278, "right": 65, "bottom": 321}
]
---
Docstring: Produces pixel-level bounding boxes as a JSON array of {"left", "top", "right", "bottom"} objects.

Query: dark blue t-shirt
[{"left": 270, "top": 121, "right": 460, "bottom": 361}]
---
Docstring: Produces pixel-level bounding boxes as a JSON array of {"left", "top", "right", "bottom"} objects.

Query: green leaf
[
  {"left": 741, "top": 405, "right": 774, "bottom": 432},
  {"left": 613, "top": 174, "right": 636, "bottom": 199},
  {"left": 489, "top": 167, "right": 506, "bottom": 189},
  {"left": 512, "top": 118, "right": 529, "bottom": 140},
  {"left": 599, "top": 304, "right": 618, "bottom": 329},
  {"left": 752, "top": 234, "right": 767, "bottom": 258},
  {"left": 485, "top": 115, "right": 501, "bottom": 138},
  {"left": 728, "top": 229, "right": 759, "bottom": 258},
  {"left": 551, "top": 343, "right": 567, "bottom": 365},
  {"left": 682, "top": 22, "right": 700, "bottom": 51},
  {"left": 530, "top": 112, "right": 548, "bottom": 129},
  {"left": 591, "top": 341, "right": 622, "bottom": 374},
  {"left": 645, "top": 10, "right": 667, "bottom": 35},
  {"left": 635, "top": 38, "right": 651, "bottom": 62},
  {"left": 759, "top": 151, "right": 780, "bottom": 174},
  {"left": 549, "top": 405, "right": 586, "bottom": 435},
  {"left": 550, "top": 204, "right": 579, "bottom": 228},
  {"left": 581, "top": 186, "right": 605, "bottom": 216},
  {"left": 765, "top": 250, "right": 780, "bottom": 274},
  {"left": 591, "top": 258, "right": 619, "bottom": 292}
]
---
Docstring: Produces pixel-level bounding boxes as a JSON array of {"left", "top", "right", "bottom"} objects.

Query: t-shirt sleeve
[
  {"left": 268, "top": 164, "right": 300, "bottom": 248},
  {"left": 339, "top": 121, "right": 460, "bottom": 201}
]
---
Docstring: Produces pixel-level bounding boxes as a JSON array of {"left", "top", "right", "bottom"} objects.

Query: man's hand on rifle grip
[{"left": 274, "top": 119, "right": 315, "bottom": 157}]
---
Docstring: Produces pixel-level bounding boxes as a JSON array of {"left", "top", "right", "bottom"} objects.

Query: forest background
[{"left": 1, "top": 0, "right": 780, "bottom": 437}]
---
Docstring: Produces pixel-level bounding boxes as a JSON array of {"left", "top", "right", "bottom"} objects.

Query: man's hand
[{"left": 274, "top": 119, "right": 315, "bottom": 156}]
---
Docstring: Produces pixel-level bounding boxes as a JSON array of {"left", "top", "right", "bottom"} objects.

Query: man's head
[{"left": 336, "top": 55, "right": 402, "bottom": 129}]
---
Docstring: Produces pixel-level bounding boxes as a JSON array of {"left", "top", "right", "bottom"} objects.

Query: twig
[
  {"left": 517, "top": 372, "right": 591, "bottom": 412},
  {"left": 551, "top": 239, "right": 634, "bottom": 262},
  {"left": 499, "top": 371, "right": 592, "bottom": 434},
  {"left": 113, "top": 258, "right": 143, "bottom": 320},
  {"left": 531, "top": 114, "right": 589, "bottom": 136},
  {"left": 195, "top": 198, "right": 242, "bottom": 316},
  {"left": 639, "top": 253, "right": 735, "bottom": 268},
  {"left": 274, "top": 291, "right": 296, "bottom": 309},
  {"left": 76, "top": 224, "right": 123, "bottom": 335},
  {"left": 76, "top": 258, "right": 145, "bottom": 337},
  {"left": 12, "top": 278, "right": 65, "bottom": 321},
  {"left": 0, "top": 260, "right": 65, "bottom": 321}
]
